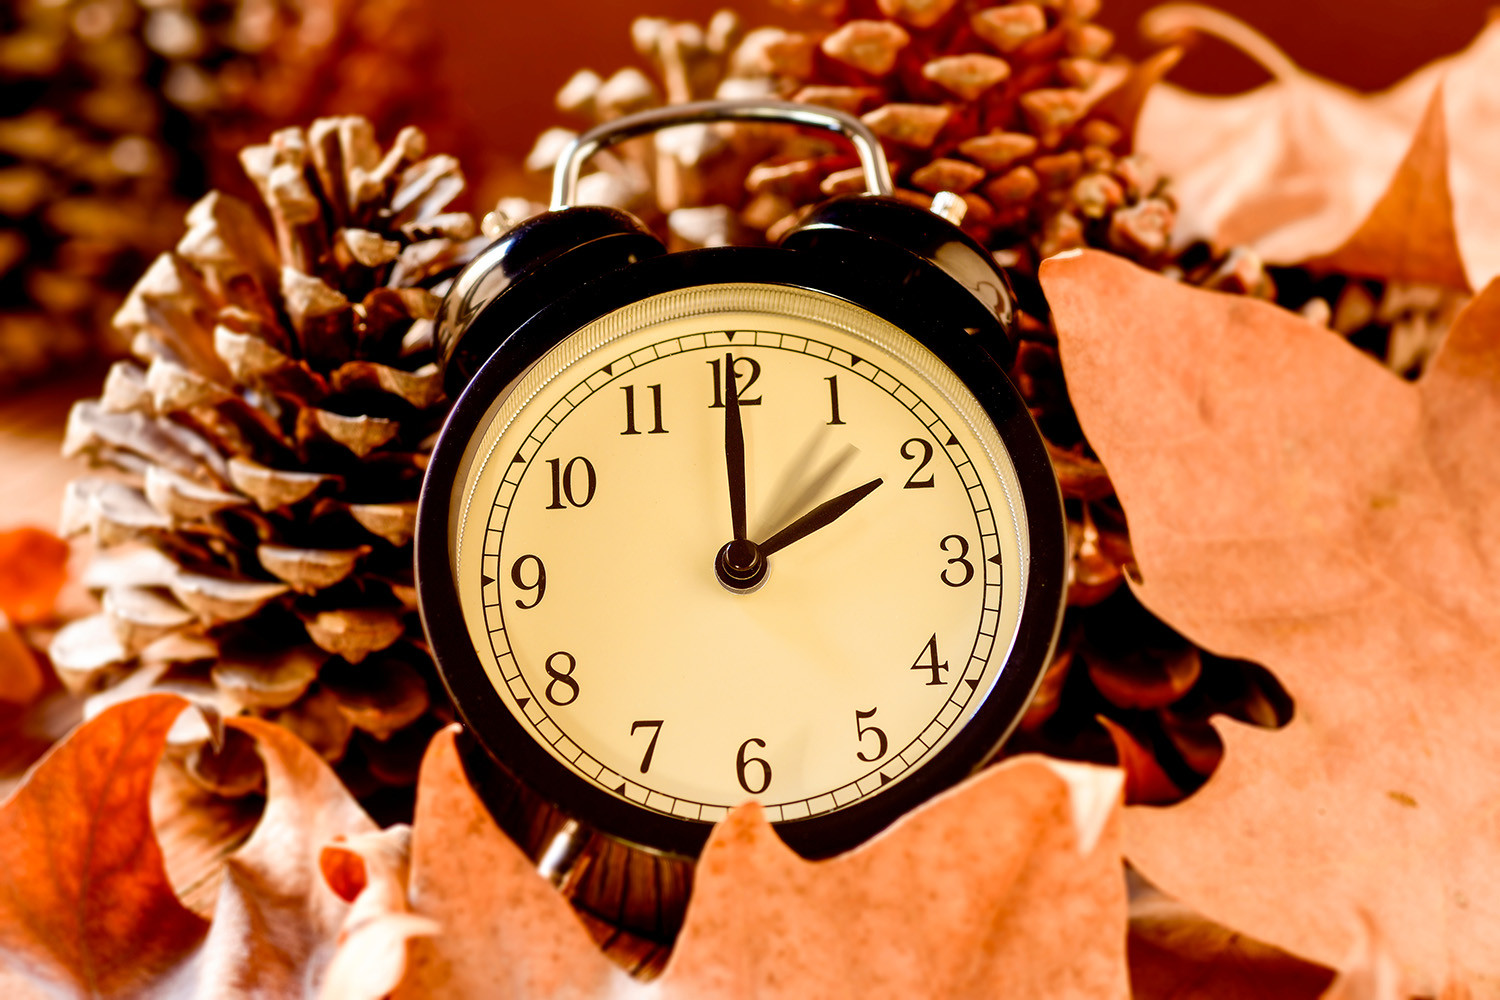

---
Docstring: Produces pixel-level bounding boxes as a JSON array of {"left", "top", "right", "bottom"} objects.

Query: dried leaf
[
  {"left": 0, "top": 692, "right": 377, "bottom": 997},
  {"left": 1308, "top": 84, "right": 1467, "bottom": 290},
  {"left": 1042, "top": 248, "right": 1500, "bottom": 993},
  {"left": 0, "top": 695, "right": 207, "bottom": 996},
  {"left": 1136, "top": 7, "right": 1500, "bottom": 289},
  {"left": 358, "top": 729, "right": 1128, "bottom": 998},
  {"left": 0, "top": 528, "right": 69, "bottom": 626},
  {"left": 318, "top": 827, "right": 437, "bottom": 1000}
]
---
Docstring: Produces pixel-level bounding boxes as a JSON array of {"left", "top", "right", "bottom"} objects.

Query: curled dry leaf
[
  {"left": 1041, "top": 249, "right": 1500, "bottom": 993},
  {"left": 0, "top": 698, "right": 1131, "bottom": 999},
  {"left": 0, "top": 692, "right": 376, "bottom": 999},
  {"left": 1136, "top": 6, "right": 1500, "bottom": 289},
  {"left": 340, "top": 729, "right": 1129, "bottom": 999},
  {"left": 0, "top": 695, "right": 207, "bottom": 996}
]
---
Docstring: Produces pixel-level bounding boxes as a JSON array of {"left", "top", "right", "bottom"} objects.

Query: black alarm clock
[{"left": 416, "top": 102, "right": 1065, "bottom": 880}]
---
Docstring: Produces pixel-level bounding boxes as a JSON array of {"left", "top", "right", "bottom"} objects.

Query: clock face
[{"left": 444, "top": 283, "right": 1036, "bottom": 828}]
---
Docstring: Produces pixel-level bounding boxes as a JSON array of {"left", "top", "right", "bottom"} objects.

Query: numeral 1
[
  {"left": 621, "top": 384, "right": 667, "bottom": 435},
  {"left": 826, "top": 375, "right": 846, "bottom": 425}
]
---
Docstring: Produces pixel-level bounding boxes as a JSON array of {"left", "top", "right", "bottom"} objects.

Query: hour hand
[{"left": 757, "top": 478, "right": 883, "bottom": 558}]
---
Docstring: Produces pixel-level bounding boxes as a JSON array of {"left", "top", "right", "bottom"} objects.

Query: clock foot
[{"left": 714, "top": 539, "right": 768, "bottom": 593}]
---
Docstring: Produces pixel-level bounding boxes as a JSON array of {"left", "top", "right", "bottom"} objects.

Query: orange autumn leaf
[
  {"left": 1041, "top": 249, "right": 1500, "bottom": 994},
  {"left": 332, "top": 728, "right": 1131, "bottom": 999},
  {"left": 0, "top": 693, "right": 376, "bottom": 998},
  {"left": 1135, "top": 6, "right": 1500, "bottom": 290},
  {"left": 0, "top": 695, "right": 205, "bottom": 996},
  {"left": 0, "top": 527, "right": 69, "bottom": 627}
]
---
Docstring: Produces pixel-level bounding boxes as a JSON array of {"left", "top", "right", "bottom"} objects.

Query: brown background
[{"left": 429, "top": 0, "right": 1494, "bottom": 178}]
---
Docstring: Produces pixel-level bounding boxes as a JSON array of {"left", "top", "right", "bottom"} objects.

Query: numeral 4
[{"left": 911, "top": 634, "right": 949, "bottom": 686}]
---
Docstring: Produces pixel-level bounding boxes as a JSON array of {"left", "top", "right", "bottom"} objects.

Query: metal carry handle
[{"left": 551, "top": 100, "right": 894, "bottom": 210}]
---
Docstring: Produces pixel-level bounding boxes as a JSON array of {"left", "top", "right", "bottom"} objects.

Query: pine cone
[
  {"left": 51, "top": 116, "right": 485, "bottom": 804},
  {"left": 534, "top": 4, "right": 1292, "bottom": 804},
  {"left": 0, "top": 0, "right": 457, "bottom": 391}
]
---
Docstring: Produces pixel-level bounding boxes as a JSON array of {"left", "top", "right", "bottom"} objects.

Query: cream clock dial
[{"left": 449, "top": 284, "right": 1030, "bottom": 824}]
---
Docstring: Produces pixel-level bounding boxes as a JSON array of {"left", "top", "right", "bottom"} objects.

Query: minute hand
[{"left": 757, "top": 478, "right": 884, "bottom": 558}]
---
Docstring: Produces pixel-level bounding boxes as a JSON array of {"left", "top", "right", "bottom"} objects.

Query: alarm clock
[{"left": 415, "top": 101, "right": 1066, "bottom": 928}]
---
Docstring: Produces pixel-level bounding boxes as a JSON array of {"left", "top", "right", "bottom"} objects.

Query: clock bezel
[{"left": 416, "top": 245, "right": 1066, "bottom": 860}]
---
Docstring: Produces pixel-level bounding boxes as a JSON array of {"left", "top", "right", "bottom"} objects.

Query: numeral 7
[{"left": 631, "top": 719, "right": 664, "bottom": 774}]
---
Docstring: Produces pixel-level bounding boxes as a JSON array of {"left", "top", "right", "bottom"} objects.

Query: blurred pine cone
[
  {"left": 534, "top": 2, "right": 1291, "bottom": 804},
  {"left": 51, "top": 117, "right": 485, "bottom": 806},
  {"left": 0, "top": 0, "right": 457, "bottom": 391}
]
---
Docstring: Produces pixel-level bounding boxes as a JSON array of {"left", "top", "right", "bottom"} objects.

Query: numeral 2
[
  {"left": 708, "top": 356, "right": 763, "bottom": 407},
  {"left": 901, "top": 438, "right": 935, "bottom": 488},
  {"left": 621, "top": 384, "right": 667, "bottom": 435}
]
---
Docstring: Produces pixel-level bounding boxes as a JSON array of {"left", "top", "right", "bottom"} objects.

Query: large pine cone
[
  {"left": 52, "top": 117, "right": 486, "bottom": 803},
  {"left": 0, "top": 0, "right": 456, "bottom": 390}
]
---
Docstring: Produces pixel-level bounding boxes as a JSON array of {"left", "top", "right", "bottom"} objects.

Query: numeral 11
[{"left": 621, "top": 384, "right": 667, "bottom": 435}]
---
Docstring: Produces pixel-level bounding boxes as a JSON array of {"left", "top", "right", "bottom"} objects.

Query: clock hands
[
  {"left": 715, "top": 358, "right": 884, "bottom": 592},
  {"left": 718, "top": 354, "right": 767, "bottom": 590},
  {"left": 757, "top": 477, "right": 883, "bottom": 558}
]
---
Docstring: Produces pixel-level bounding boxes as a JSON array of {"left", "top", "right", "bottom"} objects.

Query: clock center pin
[{"left": 714, "top": 538, "right": 767, "bottom": 593}]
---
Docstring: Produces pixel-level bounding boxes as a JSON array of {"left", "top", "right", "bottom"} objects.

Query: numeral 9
[{"left": 511, "top": 554, "right": 546, "bottom": 609}]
